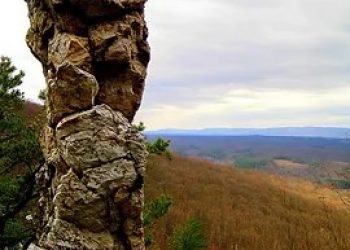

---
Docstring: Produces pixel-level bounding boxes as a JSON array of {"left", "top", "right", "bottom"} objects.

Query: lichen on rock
[{"left": 25, "top": 0, "right": 150, "bottom": 248}]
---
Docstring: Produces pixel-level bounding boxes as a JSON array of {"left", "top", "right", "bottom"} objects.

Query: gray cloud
[
  {"left": 135, "top": 0, "right": 350, "bottom": 128},
  {"left": 0, "top": 0, "right": 349, "bottom": 128}
]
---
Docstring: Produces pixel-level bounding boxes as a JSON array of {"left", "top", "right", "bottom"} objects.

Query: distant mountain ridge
[{"left": 146, "top": 127, "right": 350, "bottom": 139}]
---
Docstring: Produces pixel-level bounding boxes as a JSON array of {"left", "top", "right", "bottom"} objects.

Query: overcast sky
[{"left": 1, "top": 0, "right": 350, "bottom": 129}]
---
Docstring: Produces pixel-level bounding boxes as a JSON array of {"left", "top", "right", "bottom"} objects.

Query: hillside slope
[{"left": 145, "top": 155, "right": 350, "bottom": 250}]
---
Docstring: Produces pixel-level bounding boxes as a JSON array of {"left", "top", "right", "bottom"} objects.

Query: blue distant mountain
[{"left": 146, "top": 127, "right": 350, "bottom": 139}]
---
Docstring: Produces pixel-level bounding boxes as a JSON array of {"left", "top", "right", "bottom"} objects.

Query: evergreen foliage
[
  {"left": 143, "top": 195, "right": 172, "bottom": 246},
  {"left": 0, "top": 56, "right": 24, "bottom": 119},
  {"left": 147, "top": 138, "right": 172, "bottom": 159},
  {"left": 169, "top": 218, "right": 207, "bottom": 250},
  {"left": 133, "top": 122, "right": 172, "bottom": 159},
  {"left": 0, "top": 56, "right": 43, "bottom": 248},
  {"left": 133, "top": 121, "right": 146, "bottom": 132}
]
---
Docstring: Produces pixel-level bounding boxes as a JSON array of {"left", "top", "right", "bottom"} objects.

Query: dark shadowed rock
[{"left": 67, "top": 0, "right": 147, "bottom": 18}]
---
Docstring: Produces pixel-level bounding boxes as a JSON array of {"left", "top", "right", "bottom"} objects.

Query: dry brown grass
[{"left": 145, "top": 155, "right": 350, "bottom": 250}]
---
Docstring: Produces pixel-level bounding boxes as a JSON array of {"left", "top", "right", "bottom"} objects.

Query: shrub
[
  {"left": 144, "top": 195, "right": 172, "bottom": 246},
  {"left": 133, "top": 122, "right": 172, "bottom": 159},
  {"left": 169, "top": 218, "right": 206, "bottom": 250},
  {"left": 147, "top": 138, "right": 172, "bottom": 159},
  {"left": 133, "top": 121, "right": 146, "bottom": 132}
]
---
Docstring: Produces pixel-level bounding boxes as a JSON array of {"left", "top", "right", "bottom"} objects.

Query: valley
[{"left": 148, "top": 135, "right": 350, "bottom": 188}]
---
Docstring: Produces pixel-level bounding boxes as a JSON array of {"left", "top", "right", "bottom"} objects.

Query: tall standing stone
[{"left": 25, "top": 0, "right": 150, "bottom": 249}]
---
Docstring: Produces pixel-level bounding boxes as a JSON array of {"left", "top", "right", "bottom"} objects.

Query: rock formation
[{"left": 25, "top": 0, "right": 150, "bottom": 249}]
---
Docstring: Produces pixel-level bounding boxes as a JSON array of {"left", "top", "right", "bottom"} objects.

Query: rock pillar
[{"left": 25, "top": 0, "right": 150, "bottom": 249}]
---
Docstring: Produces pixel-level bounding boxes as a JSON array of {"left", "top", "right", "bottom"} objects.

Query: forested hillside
[{"left": 145, "top": 155, "right": 350, "bottom": 250}]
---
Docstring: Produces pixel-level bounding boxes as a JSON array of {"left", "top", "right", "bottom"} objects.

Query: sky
[{"left": 1, "top": 0, "right": 350, "bottom": 130}]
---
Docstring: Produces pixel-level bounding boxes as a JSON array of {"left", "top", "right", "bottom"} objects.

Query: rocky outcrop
[{"left": 25, "top": 0, "right": 150, "bottom": 249}]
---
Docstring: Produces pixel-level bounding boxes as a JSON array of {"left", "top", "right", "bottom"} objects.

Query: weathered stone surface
[
  {"left": 55, "top": 105, "right": 147, "bottom": 173},
  {"left": 40, "top": 217, "right": 118, "bottom": 249},
  {"left": 67, "top": 0, "right": 147, "bottom": 18},
  {"left": 48, "top": 32, "right": 92, "bottom": 71},
  {"left": 35, "top": 106, "right": 147, "bottom": 249},
  {"left": 89, "top": 12, "right": 148, "bottom": 63},
  {"left": 88, "top": 11, "right": 150, "bottom": 121},
  {"left": 25, "top": 0, "right": 149, "bottom": 248},
  {"left": 47, "top": 63, "right": 99, "bottom": 125},
  {"left": 96, "top": 66, "right": 146, "bottom": 122},
  {"left": 37, "top": 0, "right": 86, "bottom": 36},
  {"left": 26, "top": 0, "right": 54, "bottom": 64}
]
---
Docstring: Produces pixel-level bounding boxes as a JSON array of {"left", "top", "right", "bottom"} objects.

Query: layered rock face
[{"left": 25, "top": 0, "right": 150, "bottom": 249}]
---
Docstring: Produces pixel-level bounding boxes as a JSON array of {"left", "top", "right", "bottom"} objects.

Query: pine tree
[
  {"left": 169, "top": 218, "right": 207, "bottom": 250},
  {"left": 0, "top": 56, "right": 43, "bottom": 248}
]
